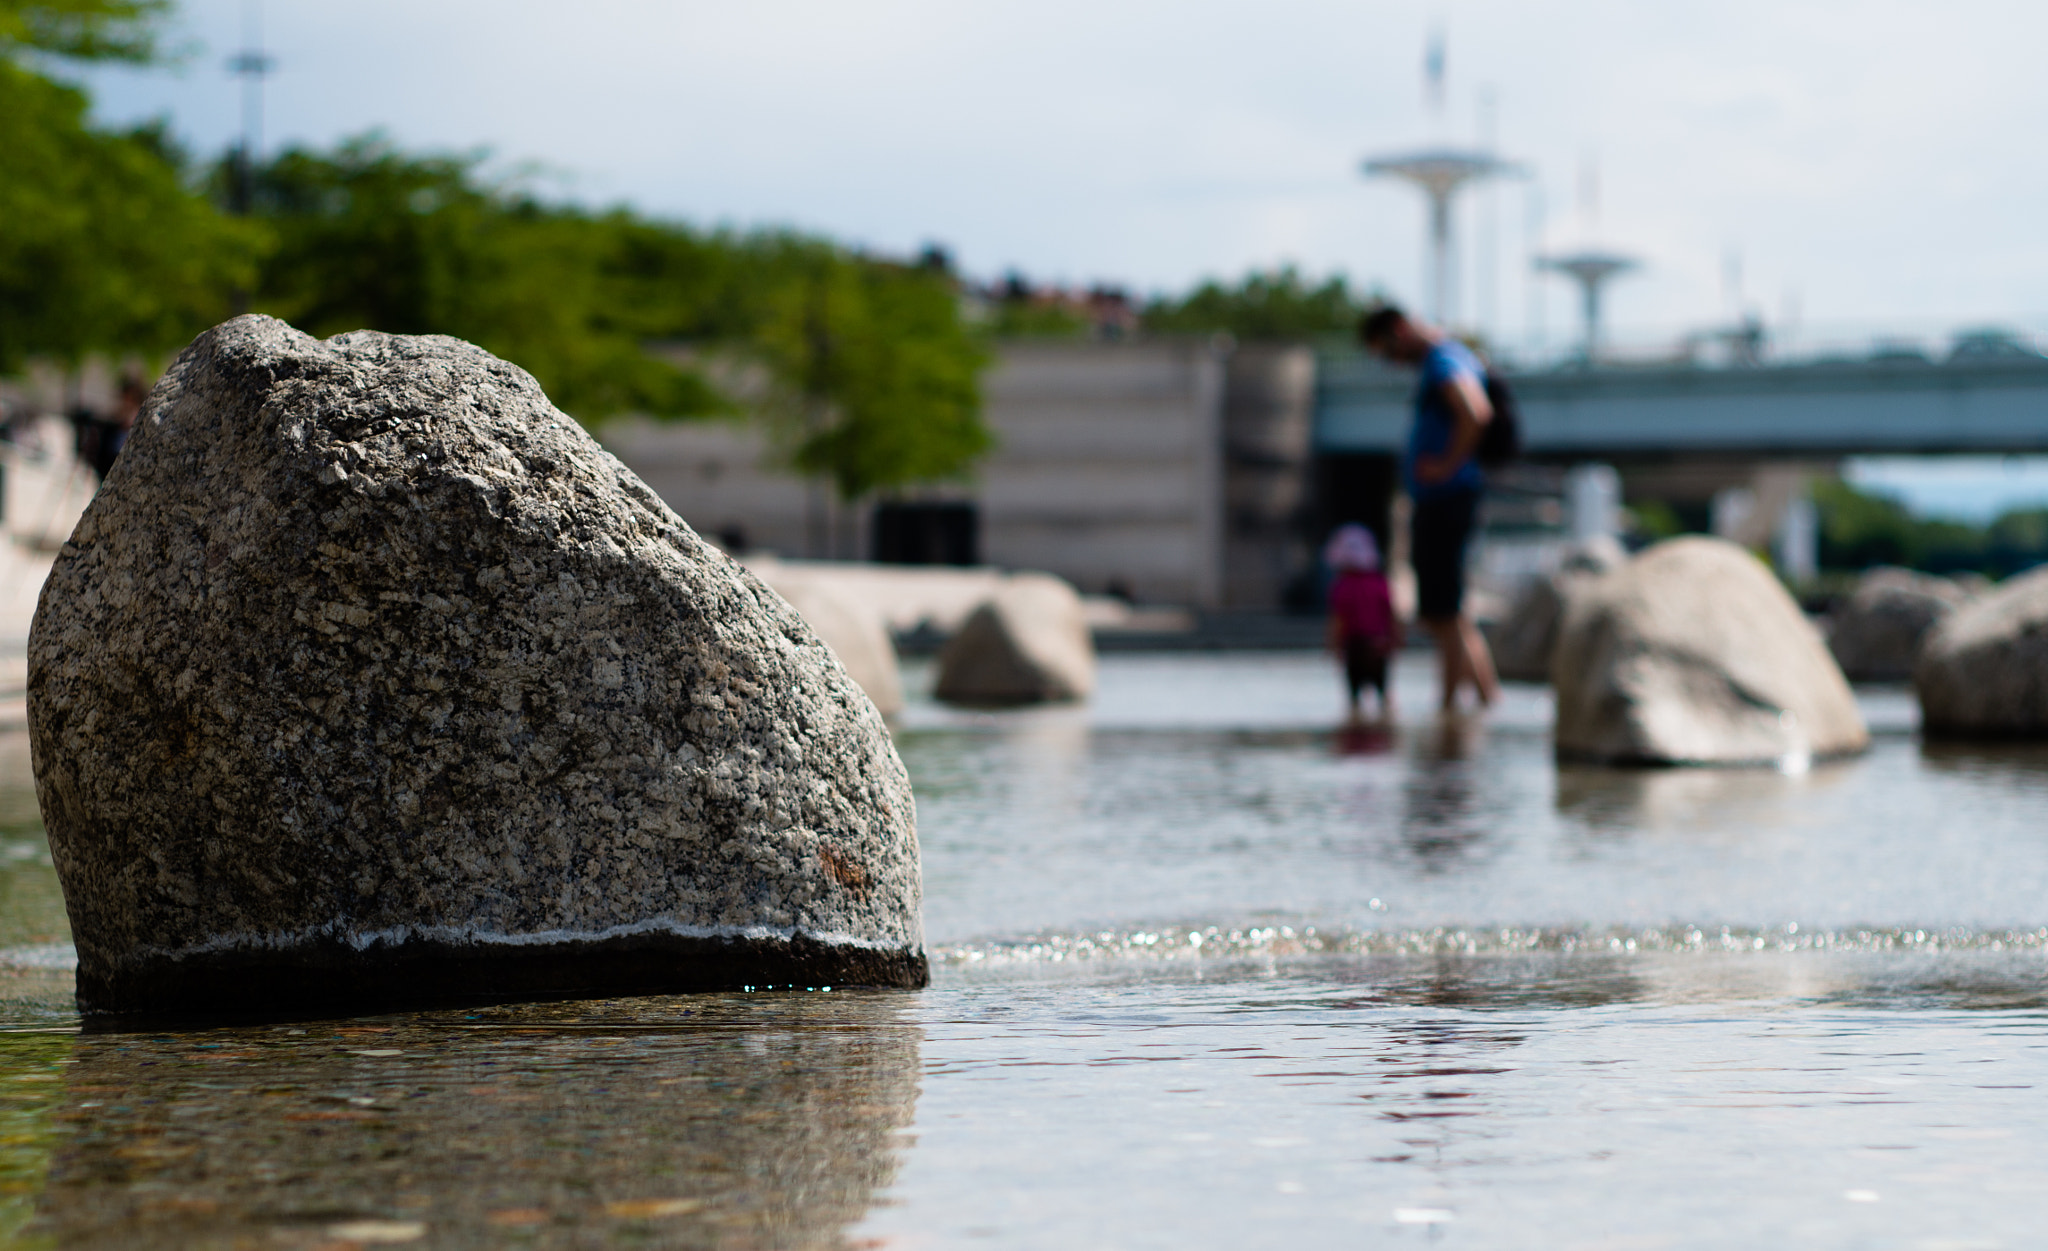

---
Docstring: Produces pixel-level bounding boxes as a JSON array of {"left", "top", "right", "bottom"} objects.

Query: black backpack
[{"left": 1477, "top": 370, "right": 1522, "bottom": 468}]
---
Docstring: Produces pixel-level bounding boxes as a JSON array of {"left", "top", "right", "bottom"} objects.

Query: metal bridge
[{"left": 1315, "top": 353, "right": 2048, "bottom": 459}]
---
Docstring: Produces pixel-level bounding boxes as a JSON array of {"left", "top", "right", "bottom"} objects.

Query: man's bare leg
[
  {"left": 1423, "top": 615, "right": 1499, "bottom": 709},
  {"left": 1422, "top": 616, "right": 1465, "bottom": 710},
  {"left": 1457, "top": 615, "right": 1501, "bottom": 706}
]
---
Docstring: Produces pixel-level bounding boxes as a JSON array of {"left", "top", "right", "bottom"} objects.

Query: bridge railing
[
  {"left": 1315, "top": 340, "right": 2048, "bottom": 458},
  {"left": 1483, "top": 314, "right": 2048, "bottom": 374}
]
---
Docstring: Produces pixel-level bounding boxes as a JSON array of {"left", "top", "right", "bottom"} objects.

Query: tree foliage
[
  {"left": 1143, "top": 265, "right": 1371, "bottom": 341},
  {"left": 0, "top": 0, "right": 167, "bottom": 64},
  {"left": 4, "top": 0, "right": 997, "bottom": 500},
  {"left": 0, "top": 1, "right": 256, "bottom": 372},
  {"left": 237, "top": 136, "right": 992, "bottom": 497},
  {"left": 1814, "top": 477, "right": 2048, "bottom": 576},
  {"left": 241, "top": 136, "right": 727, "bottom": 421},
  {"left": 753, "top": 244, "right": 990, "bottom": 500}
]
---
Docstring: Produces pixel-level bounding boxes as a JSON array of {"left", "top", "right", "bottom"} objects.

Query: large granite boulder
[
  {"left": 1914, "top": 566, "right": 2048, "bottom": 737},
  {"left": 1487, "top": 535, "right": 1627, "bottom": 682},
  {"left": 28, "top": 316, "right": 926, "bottom": 1016},
  {"left": 1553, "top": 536, "right": 1868, "bottom": 765},
  {"left": 934, "top": 573, "right": 1095, "bottom": 705},
  {"left": 1827, "top": 566, "right": 1969, "bottom": 681}
]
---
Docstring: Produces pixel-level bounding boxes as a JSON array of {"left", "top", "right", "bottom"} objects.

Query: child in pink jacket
[{"left": 1324, "top": 524, "right": 1399, "bottom": 722}]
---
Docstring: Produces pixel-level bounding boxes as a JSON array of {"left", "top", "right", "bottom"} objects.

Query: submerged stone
[
  {"left": 1827, "top": 566, "right": 1968, "bottom": 682},
  {"left": 1552, "top": 536, "right": 1868, "bottom": 766},
  {"left": 1914, "top": 565, "right": 2048, "bottom": 737},
  {"left": 28, "top": 315, "right": 925, "bottom": 1017},
  {"left": 934, "top": 573, "right": 1095, "bottom": 705},
  {"left": 1487, "top": 535, "right": 1628, "bottom": 683}
]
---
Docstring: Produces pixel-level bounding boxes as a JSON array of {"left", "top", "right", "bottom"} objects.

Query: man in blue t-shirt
[{"left": 1359, "top": 304, "right": 1500, "bottom": 711}]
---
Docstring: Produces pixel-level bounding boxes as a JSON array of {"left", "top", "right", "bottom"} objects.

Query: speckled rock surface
[
  {"left": 1914, "top": 566, "right": 2048, "bottom": 737},
  {"left": 1552, "top": 537, "right": 1868, "bottom": 766},
  {"left": 28, "top": 315, "right": 925, "bottom": 1016},
  {"left": 752, "top": 569, "right": 905, "bottom": 717},
  {"left": 934, "top": 574, "right": 1094, "bottom": 705}
]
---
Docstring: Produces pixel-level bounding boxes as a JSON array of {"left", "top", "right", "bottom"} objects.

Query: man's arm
[{"left": 1414, "top": 374, "right": 1494, "bottom": 485}]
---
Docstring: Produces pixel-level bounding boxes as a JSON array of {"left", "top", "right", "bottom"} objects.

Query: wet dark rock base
[{"left": 78, "top": 930, "right": 928, "bottom": 1024}]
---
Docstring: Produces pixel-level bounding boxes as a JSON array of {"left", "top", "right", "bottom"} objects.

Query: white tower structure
[
  {"left": 1536, "top": 249, "right": 1638, "bottom": 362},
  {"left": 1364, "top": 150, "right": 1522, "bottom": 326}
]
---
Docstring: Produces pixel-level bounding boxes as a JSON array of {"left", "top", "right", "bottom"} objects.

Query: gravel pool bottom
[{"left": 0, "top": 652, "right": 2043, "bottom": 1248}]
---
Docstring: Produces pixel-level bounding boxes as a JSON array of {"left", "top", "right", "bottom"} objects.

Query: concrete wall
[
  {"left": 0, "top": 418, "right": 92, "bottom": 651},
  {"left": 600, "top": 338, "right": 1234, "bottom": 609},
  {"left": 978, "top": 340, "right": 1226, "bottom": 607},
  {"left": 1220, "top": 345, "right": 1314, "bottom": 609},
  {"left": 597, "top": 416, "right": 826, "bottom": 559}
]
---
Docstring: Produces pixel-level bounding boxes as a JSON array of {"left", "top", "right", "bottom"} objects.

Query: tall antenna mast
[
  {"left": 226, "top": 0, "right": 276, "bottom": 216},
  {"left": 1477, "top": 86, "right": 1499, "bottom": 344},
  {"left": 1424, "top": 24, "right": 1447, "bottom": 118},
  {"left": 1363, "top": 31, "right": 1525, "bottom": 327}
]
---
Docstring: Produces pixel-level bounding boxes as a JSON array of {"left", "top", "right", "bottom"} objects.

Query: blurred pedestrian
[
  {"left": 99, "top": 368, "right": 146, "bottom": 480},
  {"left": 1359, "top": 304, "right": 1501, "bottom": 712},
  {"left": 71, "top": 369, "right": 145, "bottom": 484},
  {"left": 1324, "top": 523, "right": 1398, "bottom": 724}
]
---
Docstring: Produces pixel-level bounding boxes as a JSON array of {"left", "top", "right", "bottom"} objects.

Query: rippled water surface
[{"left": 1, "top": 653, "right": 2046, "bottom": 1248}]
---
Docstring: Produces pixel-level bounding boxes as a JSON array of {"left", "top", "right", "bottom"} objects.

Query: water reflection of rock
[
  {"left": 31, "top": 993, "right": 920, "bottom": 1249},
  {"left": 1325, "top": 953, "right": 1648, "bottom": 1011},
  {"left": 1554, "top": 759, "right": 1854, "bottom": 835},
  {"left": 1633, "top": 950, "right": 2048, "bottom": 1012},
  {"left": 1917, "top": 738, "right": 2048, "bottom": 784}
]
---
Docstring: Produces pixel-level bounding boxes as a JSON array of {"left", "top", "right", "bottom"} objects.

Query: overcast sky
[{"left": 77, "top": 0, "right": 2048, "bottom": 360}]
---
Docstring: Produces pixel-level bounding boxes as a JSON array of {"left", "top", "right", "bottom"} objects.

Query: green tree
[
  {"left": 988, "top": 299, "right": 1091, "bottom": 338},
  {"left": 1814, "top": 478, "right": 1918, "bottom": 570},
  {"left": 243, "top": 135, "right": 724, "bottom": 422},
  {"left": 1, "top": 0, "right": 165, "bottom": 62},
  {"left": 1144, "top": 265, "right": 1370, "bottom": 341},
  {"left": 3, "top": 0, "right": 995, "bottom": 496},
  {"left": 1808, "top": 478, "right": 2048, "bottom": 576},
  {"left": 243, "top": 135, "right": 993, "bottom": 493},
  {"left": 1986, "top": 508, "right": 2048, "bottom": 577},
  {"left": 0, "top": 0, "right": 258, "bottom": 371},
  {"left": 1913, "top": 517, "right": 1988, "bottom": 575},
  {"left": 983, "top": 273, "right": 1092, "bottom": 338},
  {"left": 755, "top": 245, "right": 991, "bottom": 501}
]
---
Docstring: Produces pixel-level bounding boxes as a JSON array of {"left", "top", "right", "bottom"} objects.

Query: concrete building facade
[
  {"left": 600, "top": 338, "right": 1303, "bottom": 611},
  {"left": 976, "top": 339, "right": 1226, "bottom": 606}
]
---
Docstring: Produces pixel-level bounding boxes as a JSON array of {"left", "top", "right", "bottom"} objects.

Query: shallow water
[{"left": 0, "top": 653, "right": 2045, "bottom": 1248}]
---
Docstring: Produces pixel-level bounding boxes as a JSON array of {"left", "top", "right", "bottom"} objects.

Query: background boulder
[
  {"left": 1487, "top": 535, "right": 1628, "bottom": 682},
  {"left": 1553, "top": 536, "right": 1868, "bottom": 766},
  {"left": 29, "top": 316, "right": 926, "bottom": 1016},
  {"left": 751, "top": 570, "right": 905, "bottom": 717},
  {"left": 1914, "top": 566, "right": 2048, "bottom": 737},
  {"left": 1826, "top": 567, "right": 1970, "bottom": 681},
  {"left": 935, "top": 573, "right": 1095, "bottom": 705}
]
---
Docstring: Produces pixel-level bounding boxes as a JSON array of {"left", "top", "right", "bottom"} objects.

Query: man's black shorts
[{"left": 1412, "top": 489, "right": 1480, "bottom": 621}]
